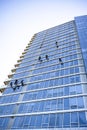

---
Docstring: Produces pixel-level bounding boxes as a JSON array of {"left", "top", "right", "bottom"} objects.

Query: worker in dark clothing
[
  {"left": 46, "top": 55, "right": 49, "bottom": 60},
  {"left": 55, "top": 41, "right": 59, "bottom": 48},
  {"left": 13, "top": 87, "right": 16, "bottom": 91},
  {"left": 10, "top": 82, "right": 16, "bottom": 90},
  {"left": 21, "top": 80, "right": 24, "bottom": 86},
  {"left": 14, "top": 79, "right": 18, "bottom": 86},
  {"left": 14, "top": 79, "right": 20, "bottom": 89},
  {"left": 40, "top": 43, "right": 43, "bottom": 48},
  {"left": 56, "top": 45, "right": 59, "bottom": 48},
  {"left": 38, "top": 56, "right": 42, "bottom": 62},
  {"left": 59, "top": 58, "right": 62, "bottom": 62},
  {"left": 55, "top": 41, "right": 57, "bottom": 45},
  {"left": 10, "top": 82, "right": 13, "bottom": 88},
  {"left": 59, "top": 58, "right": 63, "bottom": 65}
]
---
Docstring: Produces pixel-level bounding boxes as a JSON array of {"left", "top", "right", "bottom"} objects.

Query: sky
[{"left": 0, "top": 0, "right": 87, "bottom": 86}]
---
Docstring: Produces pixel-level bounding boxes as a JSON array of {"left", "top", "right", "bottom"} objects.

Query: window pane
[
  {"left": 29, "top": 116, "right": 36, "bottom": 128},
  {"left": 23, "top": 116, "right": 30, "bottom": 128},
  {"left": 69, "top": 86, "right": 76, "bottom": 95},
  {"left": 64, "top": 87, "right": 69, "bottom": 96},
  {"left": 49, "top": 114, "right": 56, "bottom": 128},
  {"left": 77, "top": 97, "right": 84, "bottom": 108},
  {"left": 79, "top": 112, "right": 87, "bottom": 127},
  {"left": 42, "top": 114, "right": 49, "bottom": 128},
  {"left": 64, "top": 98, "right": 69, "bottom": 109},
  {"left": 35, "top": 115, "right": 42, "bottom": 128},
  {"left": 56, "top": 114, "right": 63, "bottom": 127},
  {"left": 76, "top": 85, "right": 82, "bottom": 94},
  {"left": 69, "top": 97, "right": 77, "bottom": 109},
  {"left": 51, "top": 100, "right": 57, "bottom": 110},
  {"left": 53, "top": 88, "right": 58, "bottom": 97},
  {"left": 63, "top": 113, "right": 70, "bottom": 127},
  {"left": 57, "top": 99, "right": 63, "bottom": 110},
  {"left": 71, "top": 112, "right": 78, "bottom": 127}
]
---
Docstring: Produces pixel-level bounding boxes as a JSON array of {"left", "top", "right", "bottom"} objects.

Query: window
[
  {"left": 64, "top": 87, "right": 69, "bottom": 96},
  {"left": 37, "top": 90, "right": 43, "bottom": 99},
  {"left": 23, "top": 93, "right": 32, "bottom": 101},
  {"left": 74, "top": 60, "right": 78, "bottom": 65},
  {"left": 76, "top": 85, "right": 82, "bottom": 94},
  {"left": 69, "top": 76, "right": 75, "bottom": 83},
  {"left": 63, "top": 113, "right": 70, "bottom": 127},
  {"left": 18, "top": 117, "right": 24, "bottom": 128},
  {"left": 69, "top": 97, "right": 77, "bottom": 109},
  {"left": 33, "top": 102, "right": 40, "bottom": 112},
  {"left": 69, "top": 86, "right": 76, "bottom": 95},
  {"left": 32, "top": 91, "right": 38, "bottom": 100},
  {"left": 51, "top": 100, "right": 57, "bottom": 110},
  {"left": 49, "top": 114, "right": 56, "bottom": 128},
  {"left": 23, "top": 116, "right": 30, "bottom": 128},
  {"left": 77, "top": 96, "right": 84, "bottom": 108},
  {"left": 71, "top": 112, "right": 78, "bottom": 127},
  {"left": 79, "top": 112, "right": 87, "bottom": 127},
  {"left": 29, "top": 116, "right": 36, "bottom": 128},
  {"left": 35, "top": 115, "right": 42, "bottom": 128},
  {"left": 49, "top": 79, "right": 55, "bottom": 87},
  {"left": 39, "top": 102, "right": 44, "bottom": 112},
  {"left": 42, "top": 114, "right": 49, "bottom": 128},
  {"left": 44, "top": 100, "right": 51, "bottom": 111},
  {"left": 60, "top": 70, "right": 64, "bottom": 76},
  {"left": 59, "top": 87, "right": 64, "bottom": 96},
  {"left": 64, "top": 98, "right": 69, "bottom": 109},
  {"left": 75, "top": 75, "right": 80, "bottom": 82},
  {"left": 28, "top": 103, "right": 35, "bottom": 112},
  {"left": 63, "top": 77, "right": 69, "bottom": 84},
  {"left": 53, "top": 88, "right": 58, "bottom": 97},
  {"left": 58, "top": 78, "right": 63, "bottom": 85},
  {"left": 0, "top": 118, "right": 9, "bottom": 128},
  {"left": 47, "top": 89, "right": 53, "bottom": 98},
  {"left": 75, "top": 67, "right": 79, "bottom": 73},
  {"left": 57, "top": 99, "right": 63, "bottom": 110},
  {"left": 54, "top": 79, "right": 59, "bottom": 86},
  {"left": 56, "top": 113, "right": 63, "bottom": 128}
]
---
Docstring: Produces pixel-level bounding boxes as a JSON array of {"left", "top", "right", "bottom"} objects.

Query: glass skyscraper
[{"left": 0, "top": 15, "right": 87, "bottom": 130}]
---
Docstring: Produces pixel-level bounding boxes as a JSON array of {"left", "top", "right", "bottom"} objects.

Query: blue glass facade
[
  {"left": 75, "top": 15, "right": 87, "bottom": 73},
  {"left": 0, "top": 15, "right": 87, "bottom": 130}
]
